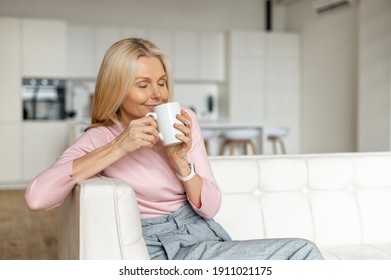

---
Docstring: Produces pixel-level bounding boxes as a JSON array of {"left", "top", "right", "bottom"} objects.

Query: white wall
[
  {"left": 357, "top": 0, "right": 391, "bottom": 152},
  {"left": 0, "top": 0, "right": 265, "bottom": 30},
  {"left": 284, "top": 0, "right": 358, "bottom": 154}
]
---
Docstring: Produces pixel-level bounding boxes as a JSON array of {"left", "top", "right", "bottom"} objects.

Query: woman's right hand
[
  {"left": 115, "top": 116, "right": 160, "bottom": 154},
  {"left": 72, "top": 116, "right": 159, "bottom": 180}
]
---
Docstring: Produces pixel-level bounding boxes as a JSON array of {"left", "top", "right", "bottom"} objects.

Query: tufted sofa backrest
[{"left": 209, "top": 153, "right": 391, "bottom": 248}]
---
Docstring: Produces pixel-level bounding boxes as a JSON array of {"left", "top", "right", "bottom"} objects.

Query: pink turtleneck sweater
[{"left": 24, "top": 108, "right": 221, "bottom": 219}]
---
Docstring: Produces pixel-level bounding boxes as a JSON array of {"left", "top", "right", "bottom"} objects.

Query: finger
[
  {"left": 174, "top": 122, "right": 191, "bottom": 136},
  {"left": 140, "top": 126, "right": 160, "bottom": 142},
  {"left": 176, "top": 114, "right": 192, "bottom": 129},
  {"left": 175, "top": 134, "right": 192, "bottom": 149},
  {"left": 142, "top": 133, "right": 159, "bottom": 145},
  {"left": 144, "top": 116, "right": 158, "bottom": 128}
]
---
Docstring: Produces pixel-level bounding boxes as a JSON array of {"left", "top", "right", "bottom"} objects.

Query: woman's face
[{"left": 119, "top": 56, "right": 169, "bottom": 124}]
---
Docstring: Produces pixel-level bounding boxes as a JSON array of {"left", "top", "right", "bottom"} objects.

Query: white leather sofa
[{"left": 58, "top": 152, "right": 391, "bottom": 260}]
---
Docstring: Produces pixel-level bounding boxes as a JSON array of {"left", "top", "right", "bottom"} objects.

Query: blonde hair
[{"left": 86, "top": 38, "right": 173, "bottom": 130}]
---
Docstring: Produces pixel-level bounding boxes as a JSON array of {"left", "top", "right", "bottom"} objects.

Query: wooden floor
[{"left": 0, "top": 190, "right": 58, "bottom": 260}]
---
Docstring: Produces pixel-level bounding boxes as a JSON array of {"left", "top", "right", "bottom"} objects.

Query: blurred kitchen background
[
  {"left": 1, "top": 0, "right": 390, "bottom": 260},
  {"left": 0, "top": 0, "right": 391, "bottom": 188}
]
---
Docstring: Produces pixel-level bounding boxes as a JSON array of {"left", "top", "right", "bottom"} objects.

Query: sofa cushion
[
  {"left": 310, "top": 190, "right": 361, "bottom": 247},
  {"left": 208, "top": 153, "right": 391, "bottom": 259},
  {"left": 260, "top": 192, "right": 314, "bottom": 240},
  {"left": 258, "top": 158, "right": 307, "bottom": 192},
  {"left": 211, "top": 158, "right": 259, "bottom": 194},
  {"left": 356, "top": 188, "right": 391, "bottom": 244},
  {"left": 321, "top": 243, "right": 391, "bottom": 260},
  {"left": 307, "top": 158, "right": 354, "bottom": 191},
  {"left": 215, "top": 194, "right": 264, "bottom": 240}
]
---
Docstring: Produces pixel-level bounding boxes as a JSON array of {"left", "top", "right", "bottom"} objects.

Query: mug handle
[
  {"left": 146, "top": 112, "right": 156, "bottom": 119},
  {"left": 146, "top": 112, "right": 164, "bottom": 141}
]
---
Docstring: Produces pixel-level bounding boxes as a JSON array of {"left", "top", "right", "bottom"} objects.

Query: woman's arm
[
  {"left": 73, "top": 117, "right": 159, "bottom": 180},
  {"left": 25, "top": 116, "right": 159, "bottom": 211},
  {"left": 24, "top": 127, "right": 115, "bottom": 211},
  {"left": 167, "top": 108, "right": 222, "bottom": 219}
]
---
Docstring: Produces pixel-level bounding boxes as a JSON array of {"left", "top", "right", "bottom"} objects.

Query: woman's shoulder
[
  {"left": 87, "top": 123, "right": 123, "bottom": 136},
  {"left": 74, "top": 123, "right": 123, "bottom": 147}
]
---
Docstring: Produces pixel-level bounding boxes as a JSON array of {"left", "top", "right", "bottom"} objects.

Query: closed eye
[{"left": 158, "top": 77, "right": 167, "bottom": 87}]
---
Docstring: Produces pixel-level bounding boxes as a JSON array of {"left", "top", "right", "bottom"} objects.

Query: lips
[{"left": 145, "top": 104, "right": 161, "bottom": 110}]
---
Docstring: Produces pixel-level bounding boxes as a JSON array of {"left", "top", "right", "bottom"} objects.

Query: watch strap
[{"left": 176, "top": 162, "right": 196, "bottom": 182}]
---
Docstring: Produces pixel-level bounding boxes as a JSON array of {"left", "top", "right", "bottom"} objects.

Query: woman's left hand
[
  {"left": 165, "top": 109, "right": 192, "bottom": 163},
  {"left": 166, "top": 109, "right": 202, "bottom": 207}
]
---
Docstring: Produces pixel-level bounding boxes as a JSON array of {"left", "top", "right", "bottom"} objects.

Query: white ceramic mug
[{"left": 146, "top": 102, "right": 184, "bottom": 146}]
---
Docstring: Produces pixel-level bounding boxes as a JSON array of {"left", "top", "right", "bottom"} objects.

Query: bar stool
[
  {"left": 265, "top": 127, "right": 289, "bottom": 154},
  {"left": 219, "top": 129, "right": 259, "bottom": 155}
]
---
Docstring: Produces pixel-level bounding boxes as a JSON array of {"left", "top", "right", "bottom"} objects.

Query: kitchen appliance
[
  {"left": 173, "top": 83, "right": 219, "bottom": 121},
  {"left": 22, "top": 78, "right": 67, "bottom": 120}
]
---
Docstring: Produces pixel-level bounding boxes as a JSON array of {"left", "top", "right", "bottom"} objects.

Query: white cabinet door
[
  {"left": 94, "top": 26, "right": 121, "bottom": 74},
  {"left": 229, "top": 31, "right": 300, "bottom": 154},
  {"left": 173, "top": 31, "right": 225, "bottom": 81},
  {"left": 22, "top": 18, "right": 67, "bottom": 77},
  {"left": 67, "top": 24, "right": 95, "bottom": 78},
  {"left": 229, "top": 57, "right": 266, "bottom": 123},
  {"left": 0, "top": 17, "right": 22, "bottom": 121},
  {"left": 67, "top": 25, "right": 147, "bottom": 79},
  {"left": 173, "top": 31, "right": 198, "bottom": 80},
  {"left": 265, "top": 33, "right": 300, "bottom": 154},
  {"left": 0, "top": 122, "right": 23, "bottom": 183},
  {"left": 230, "top": 30, "right": 266, "bottom": 57},
  {"left": 22, "top": 122, "right": 69, "bottom": 181},
  {"left": 120, "top": 27, "right": 147, "bottom": 39},
  {"left": 199, "top": 32, "right": 225, "bottom": 81},
  {"left": 229, "top": 31, "right": 267, "bottom": 123},
  {"left": 147, "top": 29, "right": 175, "bottom": 64}
]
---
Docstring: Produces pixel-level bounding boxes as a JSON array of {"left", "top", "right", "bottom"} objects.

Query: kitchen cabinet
[
  {"left": 228, "top": 31, "right": 300, "bottom": 154},
  {"left": 230, "top": 56, "right": 266, "bottom": 122},
  {"left": 0, "top": 17, "right": 22, "bottom": 121},
  {"left": 0, "top": 122, "right": 23, "bottom": 183},
  {"left": 174, "top": 31, "right": 198, "bottom": 80},
  {"left": 22, "top": 122, "right": 69, "bottom": 181},
  {"left": 121, "top": 27, "right": 147, "bottom": 39},
  {"left": 229, "top": 31, "right": 267, "bottom": 123},
  {"left": 0, "top": 121, "right": 70, "bottom": 184},
  {"left": 68, "top": 25, "right": 145, "bottom": 78},
  {"left": 199, "top": 32, "right": 225, "bottom": 81},
  {"left": 65, "top": 24, "right": 225, "bottom": 82},
  {"left": 147, "top": 29, "right": 175, "bottom": 67},
  {"left": 265, "top": 33, "right": 300, "bottom": 154},
  {"left": 22, "top": 18, "right": 67, "bottom": 77},
  {"left": 67, "top": 24, "right": 96, "bottom": 78},
  {"left": 94, "top": 26, "right": 121, "bottom": 74},
  {"left": 173, "top": 31, "right": 225, "bottom": 81}
]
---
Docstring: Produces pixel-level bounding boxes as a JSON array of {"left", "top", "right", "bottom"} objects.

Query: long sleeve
[
  {"left": 24, "top": 128, "right": 110, "bottom": 211},
  {"left": 184, "top": 108, "right": 222, "bottom": 219},
  {"left": 24, "top": 159, "right": 81, "bottom": 211}
]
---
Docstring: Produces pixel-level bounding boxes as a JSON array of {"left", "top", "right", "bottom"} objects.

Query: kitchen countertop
[{"left": 199, "top": 118, "right": 266, "bottom": 129}]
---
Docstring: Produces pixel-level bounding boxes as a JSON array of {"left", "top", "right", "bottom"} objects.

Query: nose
[{"left": 151, "top": 84, "right": 162, "bottom": 100}]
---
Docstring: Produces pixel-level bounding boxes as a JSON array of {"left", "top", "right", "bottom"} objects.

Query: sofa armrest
[{"left": 58, "top": 176, "right": 150, "bottom": 260}]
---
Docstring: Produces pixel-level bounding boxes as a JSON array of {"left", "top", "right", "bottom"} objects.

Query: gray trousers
[{"left": 141, "top": 203, "right": 324, "bottom": 260}]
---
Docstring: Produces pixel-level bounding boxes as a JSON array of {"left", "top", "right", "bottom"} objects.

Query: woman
[{"left": 25, "top": 38, "right": 323, "bottom": 260}]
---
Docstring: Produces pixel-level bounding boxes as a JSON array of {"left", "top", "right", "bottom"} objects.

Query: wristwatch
[{"left": 176, "top": 162, "right": 196, "bottom": 182}]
